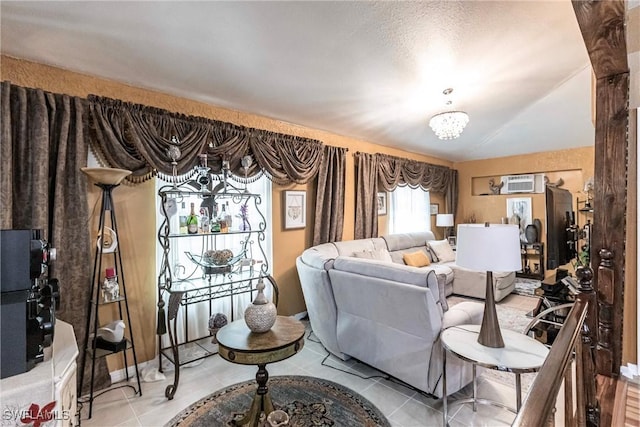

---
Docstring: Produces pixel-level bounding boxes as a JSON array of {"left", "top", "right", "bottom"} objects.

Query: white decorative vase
[{"left": 244, "top": 279, "right": 277, "bottom": 333}]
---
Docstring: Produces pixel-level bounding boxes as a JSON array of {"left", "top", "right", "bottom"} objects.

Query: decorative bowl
[
  {"left": 203, "top": 249, "right": 234, "bottom": 266},
  {"left": 81, "top": 167, "right": 132, "bottom": 185}
]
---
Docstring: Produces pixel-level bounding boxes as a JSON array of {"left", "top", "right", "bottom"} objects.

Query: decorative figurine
[
  {"left": 102, "top": 267, "right": 120, "bottom": 302},
  {"left": 208, "top": 313, "right": 228, "bottom": 344},
  {"left": 488, "top": 178, "right": 504, "bottom": 195}
]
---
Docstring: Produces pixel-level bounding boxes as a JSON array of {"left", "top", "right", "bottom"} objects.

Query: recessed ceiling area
[{"left": 0, "top": 1, "right": 593, "bottom": 161}]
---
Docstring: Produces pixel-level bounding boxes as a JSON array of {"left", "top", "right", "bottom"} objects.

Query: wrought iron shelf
[{"left": 156, "top": 176, "right": 273, "bottom": 400}]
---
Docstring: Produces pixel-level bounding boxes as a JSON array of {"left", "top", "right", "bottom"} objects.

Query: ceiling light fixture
[{"left": 429, "top": 88, "right": 469, "bottom": 140}]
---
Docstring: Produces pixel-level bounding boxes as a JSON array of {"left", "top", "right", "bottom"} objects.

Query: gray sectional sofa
[{"left": 295, "top": 231, "right": 517, "bottom": 397}]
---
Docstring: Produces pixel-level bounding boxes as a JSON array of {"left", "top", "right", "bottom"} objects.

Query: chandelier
[{"left": 429, "top": 88, "right": 469, "bottom": 140}]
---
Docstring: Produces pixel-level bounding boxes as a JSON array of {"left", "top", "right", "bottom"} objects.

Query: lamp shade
[
  {"left": 456, "top": 224, "right": 521, "bottom": 272},
  {"left": 436, "top": 214, "right": 454, "bottom": 227}
]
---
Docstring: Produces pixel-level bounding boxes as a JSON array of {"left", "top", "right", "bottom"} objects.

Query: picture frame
[
  {"left": 283, "top": 190, "right": 306, "bottom": 229},
  {"left": 430, "top": 203, "right": 439, "bottom": 216},
  {"left": 506, "top": 197, "right": 532, "bottom": 236},
  {"left": 447, "top": 236, "right": 457, "bottom": 248},
  {"left": 377, "top": 192, "right": 387, "bottom": 216}
]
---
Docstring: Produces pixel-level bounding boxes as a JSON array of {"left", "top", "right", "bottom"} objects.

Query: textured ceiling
[{"left": 0, "top": 1, "right": 593, "bottom": 162}]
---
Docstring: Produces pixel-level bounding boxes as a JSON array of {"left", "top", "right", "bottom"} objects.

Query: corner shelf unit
[
  {"left": 517, "top": 242, "right": 545, "bottom": 280},
  {"left": 79, "top": 182, "right": 142, "bottom": 419},
  {"left": 156, "top": 181, "right": 277, "bottom": 400}
]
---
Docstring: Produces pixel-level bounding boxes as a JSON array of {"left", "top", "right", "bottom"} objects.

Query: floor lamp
[{"left": 455, "top": 223, "right": 521, "bottom": 348}]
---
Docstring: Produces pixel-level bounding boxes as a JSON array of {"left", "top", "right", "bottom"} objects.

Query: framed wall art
[
  {"left": 506, "top": 197, "right": 532, "bottom": 237},
  {"left": 284, "top": 190, "right": 306, "bottom": 229},
  {"left": 430, "top": 203, "right": 439, "bottom": 216},
  {"left": 377, "top": 192, "right": 387, "bottom": 216}
]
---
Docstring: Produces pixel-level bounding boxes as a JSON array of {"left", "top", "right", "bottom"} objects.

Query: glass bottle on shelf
[
  {"left": 218, "top": 203, "right": 229, "bottom": 233},
  {"left": 225, "top": 201, "right": 233, "bottom": 231},
  {"left": 199, "top": 207, "right": 210, "bottom": 233},
  {"left": 179, "top": 202, "right": 188, "bottom": 234},
  {"left": 210, "top": 203, "right": 221, "bottom": 232},
  {"left": 187, "top": 202, "right": 199, "bottom": 234}
]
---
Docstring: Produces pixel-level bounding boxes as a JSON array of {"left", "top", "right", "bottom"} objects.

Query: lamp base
[{"left": 478, "top": 271, "right": 505, "bottom": 348}]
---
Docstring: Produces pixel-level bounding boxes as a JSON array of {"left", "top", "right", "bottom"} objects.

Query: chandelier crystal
[{"left": 429, "top": 111, "right": 469, "bottom": 140}]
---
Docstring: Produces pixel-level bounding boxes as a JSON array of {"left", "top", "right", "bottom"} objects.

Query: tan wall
[
  {"left": 455, "top": 147, "right": 595, "bottom": 277},
  {"left": 1, "top": 56, "right": 450, "bottom": 369}
]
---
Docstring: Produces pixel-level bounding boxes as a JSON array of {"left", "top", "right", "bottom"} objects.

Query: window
[
  {"left": 156, "top": 177, "right": 273, "bottom": 278},
  {"left": 389, "top": 185, "right": 431, "bottom": 234}
]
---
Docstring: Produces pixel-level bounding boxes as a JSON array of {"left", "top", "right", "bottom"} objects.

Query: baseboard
[{"left": 109, "top": 359, "right": 151, "bottom": 384}]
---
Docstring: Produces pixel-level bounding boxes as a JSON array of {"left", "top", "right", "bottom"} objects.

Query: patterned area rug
[
  {"left": 166, "top": 375, "right": 390, "bottom": 427},
  {"left": 512, "top": 277, "right": 541, "bottom": 297}
]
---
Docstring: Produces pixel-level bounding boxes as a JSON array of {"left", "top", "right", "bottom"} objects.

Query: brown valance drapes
[
  {"left": 87, "top": 95, "right": 345, "bottom": 244},
  {"left": 354, "top": 152, "right": 458, "bottom": 239},
  {"left": 88, "top": 95, "right": 324, "bottom": 185}
]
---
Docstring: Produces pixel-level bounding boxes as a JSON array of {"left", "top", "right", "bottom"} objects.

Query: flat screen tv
[{"left": 545, "top": 186, "right": 574, "bottom": 270}]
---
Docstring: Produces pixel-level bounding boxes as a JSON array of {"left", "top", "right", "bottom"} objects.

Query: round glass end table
[{"left": 441, "top": 324, "right": 549, "bottom": 426}]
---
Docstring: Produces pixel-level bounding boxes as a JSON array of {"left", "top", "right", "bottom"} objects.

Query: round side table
[
  {"left": 441, "top": 324, "right": 549, "bottom": 426},
  {"left": 216, "top": 316, "right": 305, "bottom": 426}
]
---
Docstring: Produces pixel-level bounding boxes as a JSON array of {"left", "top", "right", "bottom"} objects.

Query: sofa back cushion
[
  {"left": 353, "top": 248, "right": 393, "bottom": 263},
  {"left": 332, "top": 237, "right": 387, "bottom": 257},
  {"left": 383, "top": 231, "right": 436, "bottom": 251}
]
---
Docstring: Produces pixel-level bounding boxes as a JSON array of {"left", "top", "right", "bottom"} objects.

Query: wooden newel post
[{"left": 576, "top": 265, "right": 600, "bottom": 427}]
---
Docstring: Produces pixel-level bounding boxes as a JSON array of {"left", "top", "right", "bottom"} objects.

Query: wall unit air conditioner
[{"left": 500, "top": 174, "right": 545, "bottom": 194}]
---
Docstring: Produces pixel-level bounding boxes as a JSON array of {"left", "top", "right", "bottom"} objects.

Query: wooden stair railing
[{"left": 513, "top": 266, "right": 600, "bottom": 427}]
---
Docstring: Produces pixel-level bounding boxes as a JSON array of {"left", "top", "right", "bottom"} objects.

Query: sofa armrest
[{"left": 300, "top": 243, "right": 339, "bottom": 270}]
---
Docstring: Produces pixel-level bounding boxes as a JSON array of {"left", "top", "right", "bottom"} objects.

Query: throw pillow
[
  {"left": 428, "top": 239, "right": 456, "bottom": 263},
  {"left": 425, "top": 245, "right": 439, "bottom": 262},
  {"left": 353, "top": 248, "right": 393, "bottom": 263},
  {"left": 403, "top": 250, "right": 431, "bottom": 267}
]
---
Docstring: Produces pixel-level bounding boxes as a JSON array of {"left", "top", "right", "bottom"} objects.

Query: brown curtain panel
[
  {"left": 354, "top": 152, "right": 379, "bottom": 239},
  {"left": 313, "top": 146, "right": 347, "bottom": 245},
  {"left": 0, "top": 81, "right": 111, "bottom": 394}
]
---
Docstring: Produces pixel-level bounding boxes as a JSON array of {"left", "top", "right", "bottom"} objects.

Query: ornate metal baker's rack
[{"left": 156, "top": 176, "right": 277, "bottom": 400}]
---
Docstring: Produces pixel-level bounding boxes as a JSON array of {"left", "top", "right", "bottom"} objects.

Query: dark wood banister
[{"left": 512, "top": 295, "right": 589, "bottom": 426}]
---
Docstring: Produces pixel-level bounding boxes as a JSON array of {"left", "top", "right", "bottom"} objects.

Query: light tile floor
[{"left": 79, "top": 294, "right": 538, "bottom": 427}]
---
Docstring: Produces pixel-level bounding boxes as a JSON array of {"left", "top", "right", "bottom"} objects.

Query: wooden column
[{"left": 572, "top": 0, "right": 629, "bottom": 377}]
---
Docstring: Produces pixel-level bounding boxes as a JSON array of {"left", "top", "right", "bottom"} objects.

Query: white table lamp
[
  {"left": 436, "top": 214, "right": 454, "bottom": 238},
  {"left": 456, "top": 223, "right": 521, "bottom": 348}
]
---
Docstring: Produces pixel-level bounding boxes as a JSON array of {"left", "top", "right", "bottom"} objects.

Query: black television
[{"left": 545, "top": 186, "right": 574, "bottom": 270}]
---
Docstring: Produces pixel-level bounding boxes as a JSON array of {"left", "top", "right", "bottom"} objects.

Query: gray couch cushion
[
  {"left": 383, "top": 231, "right": 436, "bottom": 251},
  {"left": 352, "top": 248, "right": 393, "bottom": 263},
  {"left": 333, "top": 238, "right": 387, "bottom": 257}
]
